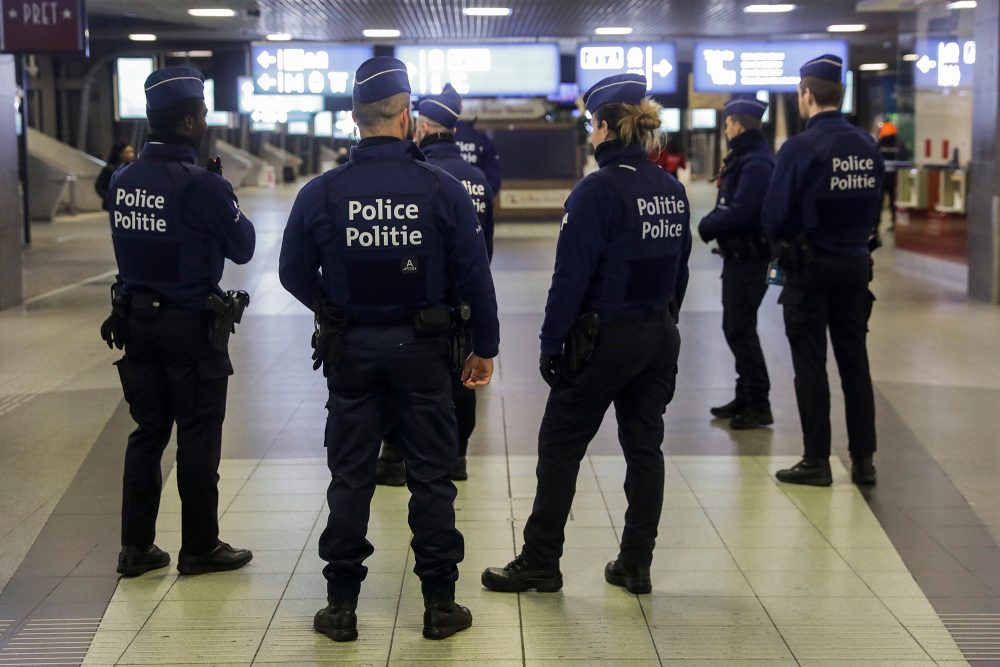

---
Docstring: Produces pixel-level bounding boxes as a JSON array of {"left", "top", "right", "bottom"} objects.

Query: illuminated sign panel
[
  {"left": 314, "top": 111, "right": 334, "bottom": 138},
  {"left": 251, "top": 43, "right": 373, "bottom": 96},
  {"left": 0, "top": 0, "right": 88, "bottom": 54},
  {"left": 577, "top": 42, "right": 677, "bottom": 94},
  {"left": 396, "top": 44, "right": 560, "bottom": 96},
  {"left": 116, "top": 57, "right": 155, "bottom": 121},
  {"left": 913, "top": 38, "right": 975, "bottom": 90},
  {"left": 693, "top": 40, "right": 849, "bottom": 92}
]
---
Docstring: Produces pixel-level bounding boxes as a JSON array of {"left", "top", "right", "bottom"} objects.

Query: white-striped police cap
[
  {"left": 583, "top": 73, "right": 647, "bottom": 115},
  {"left": 353, "top": 56, "right": 411, "bottom": 105},
  {"left": 144, "top": 67, "right": 204, "bottom": 111},
  {"left": 417, "top": 83, "right": 462, "bottom": 129},
  {"left": 800, "top": 54, "right": 843, "bottom": 82},
  {"left": 724, "top": 94, "right": 768, "bottom": 120}
]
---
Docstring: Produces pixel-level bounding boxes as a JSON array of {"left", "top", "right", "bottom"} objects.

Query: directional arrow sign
[
  {"left": 257, "top": 73, "right": 276, "bottom": 92},
  {"left": 916, "top": 55, "right": 936, "bottom": 74},
  {"left": 653, "top": 59, "right": 673, "bottom": 78},
  {"left": 257, "top": 50, "right": 277, "bottom": 68}
]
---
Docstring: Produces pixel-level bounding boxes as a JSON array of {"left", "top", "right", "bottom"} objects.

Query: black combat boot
[
  {"left": 423, "top": 598, "right": 473, "bottom": 640},
  {"left": 314, "top": 598, "right": 358, "bottom": 642},
  {"left": 451, "top": 456, "right": 468, "bottom": 481},
  {"left": 375, "top": 442, "right": 407, "bottom": 487},
  {"left": 775, "top": 458, "right": 833, "bottom": 487},
  {"left": 729, "top": 405, "right": 774, "bottom": 430},
  {"left": 177, "top": 541, "right": 253, "bottom": 574},
  {"left": 117, "top": 545, "right": 170, "bottom": 577},
  {"left": 481, "top": 554, "right": 563, "bottom": 593},
  {"left": 604, "top": 558, "right": 652, "bottom": 594},
  {"left": 851, "top": 456, "right": 877, "bottom": 486},
  {"left": 710, "top": 398, "right": 745, "bottom": 419}
]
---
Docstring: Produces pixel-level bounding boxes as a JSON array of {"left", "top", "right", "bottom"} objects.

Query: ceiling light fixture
[
  {"left": 363, "top": 28, "right": 401, "bottom": 38},
  {"left": 946, "top": 0, "right": 977, "bottom": 8},
  {"left": 188, "top": 8, "right": 237, "bottom": 17},
  {"left": 902, "top": 53, "right": 919, "bottom": 62},
  {"left": 827, "top": 24, "right": 867, "bottom": 32},
  {"left": 265, "top": 33, "right": 293, "bottom": 41},
  {"left": 859, "top": 62, "right": 889, "bottom": 71},
  {"left": 744, "top": 4, "right": 796, "bottom": 13},
  {"left": 595, "top": 27, "right": 633, "bottom": 35},
  {"left": 169, "top": 50, "right": 214, "bottom": 58},
  {"left": 128, "top": 33, "right": 157, "bottom": 41},
  {"left": 463, "top": 7, "right": 512, "bottom": 16}
]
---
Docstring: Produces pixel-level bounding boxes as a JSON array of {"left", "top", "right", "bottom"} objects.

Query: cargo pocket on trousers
[
  {"left": 114, "top": 358, "right": 141, "bottom": 406},
  {"left": 777, "top": 284, "right": 805, "bottom": 307},
  {"left": 865, "top": 289, "right": 876, "bottom": 332}
]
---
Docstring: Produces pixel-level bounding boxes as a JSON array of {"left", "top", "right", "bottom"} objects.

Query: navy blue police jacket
[
  {"left": 455, "top": 120, "right": 501, "bottom": 195},
  {"left": 108, "top": 141, "right": 256, "bottom": 310},
  {"left": 540, "top": 141, "right": 693, "bottom": 356},
  {"left": 762, "top": 111, "right": 884, "bottom": 257},
  {"left": 278, "top": 137, "right": 500, "bottom": 359},
  {"left": 698, "top": 129, "right": 774, "bottom": 242},
  {"left": 420, "top": 136, "right": 496, "bottom": 261}
]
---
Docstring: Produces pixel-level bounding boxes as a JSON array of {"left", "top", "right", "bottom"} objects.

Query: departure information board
[
  {"left": 577, "top": 42, "right": 678, "bottom": 94},
  {"left": 693, "top": 40, "right": 848, "bottom": 92},
  {"left": 251, "top": 43, "right": 373, "bottom": 96},
  {"left": 396, "top": 43, "right": 560, "bottom": 97}
]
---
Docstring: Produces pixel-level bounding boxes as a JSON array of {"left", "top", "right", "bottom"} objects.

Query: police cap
[
  {"left": 417, "top": 83, "right": 462, "bottom": 129},
  {"left": 800, "top": 54, "right": 843, "bottom": 83},
  {"left": 583, "top": 73, "right": 647, "bottom": 115},
  {"left": 724, "top": 94, "right": 768, "bottom": 120},
  {"left": 144, "top": 67, "right": 204, "bottom": 111},
  {"left": 353, "top": 56, "right": 411, "bottom": 105}
]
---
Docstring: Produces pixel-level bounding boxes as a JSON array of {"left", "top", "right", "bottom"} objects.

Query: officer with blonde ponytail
[{"left": 482, "top": 74, "right": 692, "bottom": 595}]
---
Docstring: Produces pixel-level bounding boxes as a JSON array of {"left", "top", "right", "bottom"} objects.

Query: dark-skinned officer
[
  {"left": 482, "top": 74, "right": 691, "bottom": 595},
  {"left": 762, "top": 55, "right": 883, "bottom": 487},
  {"left": 377, "top": 83, "right": 495, "bottom": 485},
  {"left": 698, "top": 95, "right": 775, "bottom": 430},
  {"left": 103, "top": 67, "right": 256, "bottom": 577},
  {"left": 278, "top": 57, "right": 500, "bottom": 642},
  {"left": 455, "top": 117, "right": 501, "bottom": 197}
]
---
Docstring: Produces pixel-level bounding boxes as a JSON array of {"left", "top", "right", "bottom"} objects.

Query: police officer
[
  {"left": 455, "top": 116, "right": 501, "bottom": 197},
  {"left": 698, "top": 95, "right": 775, "bottom": 430},
  {"left": 278, "top": 57, "right": 500, "bottom": 642},
  {"left": 103, "top": 67, "right": 256, "bottom": 577},
  {"left": 762, "top": 55, "right": 883, "bottom": 487},
  {"left": 482, "top": 74, "right": 691, "bottom": 595},
  {"left": 376, "top": 83, "right": 496, "bottom": 485}
]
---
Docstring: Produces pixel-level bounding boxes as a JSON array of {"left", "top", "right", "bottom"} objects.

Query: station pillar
[
  {"left": 969, "top": 0, "right": 1000, "bottom": 302},
  {"left": 0, "top": 55, "right": 24, "bottom": 309}
]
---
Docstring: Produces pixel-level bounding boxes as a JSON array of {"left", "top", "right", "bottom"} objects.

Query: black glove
[
  {"left": 207, "top": 155, "right": 223, "bottom": 175},
  {"left": 311, "top": 329, "right": 327, "bottom": 371},
  {"left": 100, "top": 314, "right": 127, "bottom": 350},
  {"left": 539, "top": 353, "right": 567, "bottom": 389}
]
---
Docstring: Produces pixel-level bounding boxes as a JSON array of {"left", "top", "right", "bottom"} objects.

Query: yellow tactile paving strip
[{"left": 81, "top": 455, "right": 969, "bottom": 666}]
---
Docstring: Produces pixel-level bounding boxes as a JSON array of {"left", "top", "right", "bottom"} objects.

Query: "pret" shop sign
[{"left": 0, "top": 0, "right": 88, "bottom": 54}]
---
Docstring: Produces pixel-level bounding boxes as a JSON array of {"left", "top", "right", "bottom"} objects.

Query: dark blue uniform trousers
[
  {"left": 319, "top": 325, "right": 464, "bottom": 601},
  {"left": 780, "top": 254, "right": 877, "bottom": 460},
  {"left": 721, "top": 257, "right": 771, "bottom": 408},
  {"left": 522, "top": 318, "right": 681, "bottom": 569},
  {"left": 116, "top": 311, "right": 232, "bottom": 555}
]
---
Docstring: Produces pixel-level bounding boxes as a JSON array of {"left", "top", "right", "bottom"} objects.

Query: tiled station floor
[{"left": 1, "top": 181, "right": 1000, "bottom": 665}]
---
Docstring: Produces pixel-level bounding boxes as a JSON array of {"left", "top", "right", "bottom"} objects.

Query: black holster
[
  {"left": 450, "top": 304, "right": 472, "bottom": 374},
  {"left": 100, "top": 277, "right": 130, "bottom": 350},
  {"left": 564, "top": 311, "right": 600, "bottom": 374},
  {"left": 773, "top": 232, "right": 816, "bottom": 276},
  {"left": 717, "top": 232, "right": 769, "bottom": 262},
  {"left": 206, "top": 290, "right": 250, "bottom": 354},
  {"left": 313, "top": 298, "right": 348, "bottom": 376}
]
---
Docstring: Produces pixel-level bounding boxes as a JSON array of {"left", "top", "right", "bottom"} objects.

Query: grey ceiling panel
[{"left": 86, "top": 0, "right": 900, "bottom": 42}]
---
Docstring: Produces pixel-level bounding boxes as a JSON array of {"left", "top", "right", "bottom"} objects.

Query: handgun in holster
[
  {"left": 100, "top": 276, "right": 130, "bottom": 350},
  {"left": 450, "top": 304, "right": 472, "bottom": 374},
  {"left": 313, "top": 298, "right": 349, "bottom": 376},
  {"left": 774, "top": 233, "right": 815, "bottom": 276},
  {"left": 206, "top": 290, "right": 250, "bottom": 354},
  {"left": 564, "top": 311, "right": 600, "bottom": 374}
]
